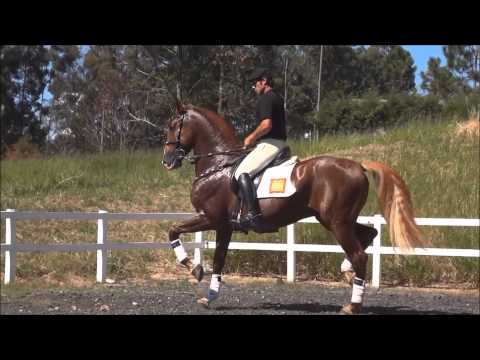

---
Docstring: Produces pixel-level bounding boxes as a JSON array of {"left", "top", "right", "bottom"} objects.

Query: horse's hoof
[
  {"left": 342, "top": 271, "right": 355, "bottom": 285},
  {"left": 180, "top": 257, "right": 193, "bottom": 271},
  {"left": 191, "top": 264, "right": 204, "bottom": 283},
  {"left": 340, "top": 303, "right": 362, "bottom": 315},
  {"left": 197, "top": 297, "right": 210, "bottom": 308}
]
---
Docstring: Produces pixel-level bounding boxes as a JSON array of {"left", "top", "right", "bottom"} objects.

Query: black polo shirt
[{"left": 256, "top": 90, "right": 287, "bottom": 141}]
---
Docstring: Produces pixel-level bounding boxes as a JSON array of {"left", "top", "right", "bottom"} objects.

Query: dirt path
[{"left": 1, "top": 277, "right": 478, "bottom": 315}]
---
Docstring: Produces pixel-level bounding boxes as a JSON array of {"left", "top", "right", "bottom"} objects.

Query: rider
[{"left": 233, "top": 67, "right": 288, "bottom": 230}]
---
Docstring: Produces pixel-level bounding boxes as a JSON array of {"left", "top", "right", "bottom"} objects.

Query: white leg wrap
[
  {"left": 207, "top": 274, "right": 221, "bottom": 302},
  {"left": 351, "top": 277, "right": 366, "bottom": 304},
  {"left": 341, "top": 257, "right": 354, "bottom": 272},
  {"left": 170, "top": 239, "right": 188, "bottom": 263}
]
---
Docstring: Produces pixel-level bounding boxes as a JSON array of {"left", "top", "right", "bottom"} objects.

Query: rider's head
[{"left": 248, "top": 67, "right": 274, "bottom": 95}]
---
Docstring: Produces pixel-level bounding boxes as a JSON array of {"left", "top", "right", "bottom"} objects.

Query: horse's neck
[
  {"left": 191, "top": 111, "right": 241, "bottom": 176},
  {"left": 193, "top": 134, "right": 236, "bottom": 177}
]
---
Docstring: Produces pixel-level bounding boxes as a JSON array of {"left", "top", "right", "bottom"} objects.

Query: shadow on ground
[{"left": 215, "top": 302, "right": 471, "bottom": 315}]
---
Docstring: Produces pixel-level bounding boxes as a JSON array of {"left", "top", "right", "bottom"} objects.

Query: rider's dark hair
[
  {"left": 263, "top": 74, "right": 274, "bottom": 87},
  {"left": 248, "top": 67, "right": 275, "bottom": 87}
]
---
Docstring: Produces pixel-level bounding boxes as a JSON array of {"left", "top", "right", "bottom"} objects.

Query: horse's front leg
[
  {"left": 198, "top": 226, "right": 233, "bottom": 307},
  {"left": 168, "top": 212, "right": 213, "bottom": 282}
]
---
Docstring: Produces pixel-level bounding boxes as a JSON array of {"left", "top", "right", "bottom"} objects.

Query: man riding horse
[
  {"left": 161, "top": 66, "right": 425, "bottom": 314},
  {"left": 232, "top": 67, "right": 288, "bottom": 231}
]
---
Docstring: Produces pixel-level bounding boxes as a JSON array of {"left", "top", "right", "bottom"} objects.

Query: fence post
[
  {"left": 96, "top": 210, "right": 108, "bottom": 283},
  {"left": 194, "top": 231, "right": 203, "bottom": 266},
  {"left": 4, "top": 209, "right": 16, "bottom": 284},
  {"left": 371, "top": 214, "right": 383, "bottom": 288},
  {"left": 287, "top": 224, "right": 296, "bottom": 282}
]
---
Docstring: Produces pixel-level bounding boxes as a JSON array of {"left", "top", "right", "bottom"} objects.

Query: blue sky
[{"left": 401, "top": 45, "right": 446, "bottom": 92}]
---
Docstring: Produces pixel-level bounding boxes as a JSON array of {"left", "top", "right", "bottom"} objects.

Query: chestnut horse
[{"left": 162, "top": 102, "right": 425, "bottom": 314}]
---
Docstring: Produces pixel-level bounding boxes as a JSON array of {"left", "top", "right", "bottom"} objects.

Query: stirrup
[
  {"left": 234, "top": 213, "right": 262, "bottom": 231},
  {"left": 230, "top": 218, "right": 251, "bottom": 234}
]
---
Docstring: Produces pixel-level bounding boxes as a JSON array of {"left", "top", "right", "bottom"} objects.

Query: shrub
[
  {"left": 311, "top": 93, "right": 457, "bottom": 136},
  {"left": 5, "top": 136, "right": 43, "bottom": 160}
]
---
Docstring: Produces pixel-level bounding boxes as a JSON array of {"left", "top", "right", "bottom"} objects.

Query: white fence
[{"left": 1, "top": 209, "right": 479, "bottom": 287}]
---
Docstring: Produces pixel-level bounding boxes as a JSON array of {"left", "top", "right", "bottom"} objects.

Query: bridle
[
  {"left": 165, "top": 112, "right": 189, "bottom": 162},
  {"left": 164, "top": 111, "right": 252, "bottom": 165}
]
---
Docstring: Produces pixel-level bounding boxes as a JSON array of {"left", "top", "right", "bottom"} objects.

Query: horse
[{"left": 162, "top": 101, "right": 426, "bottom": 314}]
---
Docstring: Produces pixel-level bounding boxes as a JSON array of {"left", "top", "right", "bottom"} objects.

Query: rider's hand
[{"left": 244, "top": 135, "right": 255, "bottom": 148}]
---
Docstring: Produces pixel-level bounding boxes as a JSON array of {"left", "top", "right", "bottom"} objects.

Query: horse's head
[{"left": 162, "top": 102, "right": 195, "bottom": 170}]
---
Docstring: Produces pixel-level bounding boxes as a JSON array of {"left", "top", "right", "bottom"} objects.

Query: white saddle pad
[{"left": 256, "top": 156, "right": 298, "bottom": 198}]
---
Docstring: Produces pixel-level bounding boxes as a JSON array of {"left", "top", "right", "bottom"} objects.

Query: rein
[
  {"left": 165, "top": 110, "right": 253, "bottom": 183},
  {"left": 185, "top": 147, "right": 251, "bottom": 164},
  {"left": 189, "top": 147, "right": 253, "bottom": 183},
  {"left": 192, "top": 157, "right": 242, "bottom": 184}
]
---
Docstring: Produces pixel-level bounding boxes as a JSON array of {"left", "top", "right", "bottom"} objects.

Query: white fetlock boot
[
  {"left": 170, "top": 238, "right": 191, "bottom": 269},
  {"left": 341, "top": 257, "right": 354, "bottom": 272},
  {"left": 341, "top": 257, "right": 355, "bottom": 284},
  {"left": 198, "top": 274, "right": 221, "bottom": 308},
  {"left": 341, "top": 277, "right": 366, "bottom": 315}
]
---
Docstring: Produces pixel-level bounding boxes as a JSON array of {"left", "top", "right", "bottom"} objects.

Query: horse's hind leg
[
  {"left": 356, "top": 223, "right": 378, "bottom": 249},
  {"left": 341, "top": 224, "right": 378, "bottom": 283},
  {"left": 332, "top": 223, "right": 368, "bottom": 314}
]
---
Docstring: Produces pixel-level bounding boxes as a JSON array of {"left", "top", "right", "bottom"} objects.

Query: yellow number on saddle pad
[{"left": 269, "top": 178, "right": 286, "bottom": 193}]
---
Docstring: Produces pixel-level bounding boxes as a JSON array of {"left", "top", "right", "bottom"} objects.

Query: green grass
[
  {"left": 0, "top": 150, "right": 195, "bottom": 211},
  {"left": 290, "top": 117, "right": 479, "bottom": 220},
  {"left": 1, "top": 117, "right": 479, "bottom": 286}
]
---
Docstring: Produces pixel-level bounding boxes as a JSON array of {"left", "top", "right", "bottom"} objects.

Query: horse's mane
[{"left": 187, "top": 105, "right": 241, "bottom": 147}]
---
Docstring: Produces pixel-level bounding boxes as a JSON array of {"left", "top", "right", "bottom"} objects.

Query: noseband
[{"left": 165, "top": 112, "right": 189, "bottom": 161}]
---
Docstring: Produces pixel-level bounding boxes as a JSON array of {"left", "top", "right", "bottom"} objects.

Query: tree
[
  {"left": 1, "top": 45, "right": 49, "bottom": 155},
  {"left": 420, "top": 57, "right": 458, "bottom": 98},
  {"left": 443, "top": 45, "right": 480, "bottom": 92},
  {"left": 21, "top": 44, "right": 451, "bottom": 155},
  {"left": 381, "top": 46, "right": 416, "bottom": 94},
  {"left": 356, "top": 46, "right": 416, "bottom": 95},
  {"left": 47, "top": 45, "right": 85, "bottom": 152}
]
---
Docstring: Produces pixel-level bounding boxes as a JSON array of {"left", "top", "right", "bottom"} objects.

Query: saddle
[
  {"left": 230, "top": 146, "right": 295, "bottom": 233},
  {"left": 230, "top": 146, "right": 292, "bottom": 192}
]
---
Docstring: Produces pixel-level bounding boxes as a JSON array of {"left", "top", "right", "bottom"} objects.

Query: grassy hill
[{"left": 1, "top": 115, "right": 479, "bottom": 287}]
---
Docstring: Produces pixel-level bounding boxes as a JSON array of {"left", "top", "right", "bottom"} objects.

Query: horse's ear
[{"left": 175, "top": 99, "right": 186, "bottom": 114}]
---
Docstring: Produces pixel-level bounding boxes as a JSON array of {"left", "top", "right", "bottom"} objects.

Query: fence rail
[{"left": 1, "top": 209, "right": 479, "bottom": 287}]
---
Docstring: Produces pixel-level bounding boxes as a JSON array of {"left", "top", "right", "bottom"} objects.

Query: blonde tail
[{"left": 361, "top": 161, "right": 426, "bottom": 251}]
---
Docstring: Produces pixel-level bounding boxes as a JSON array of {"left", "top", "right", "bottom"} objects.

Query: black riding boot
[{"left": 234, "top": 173, "right": 262, "bottom": 230}]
